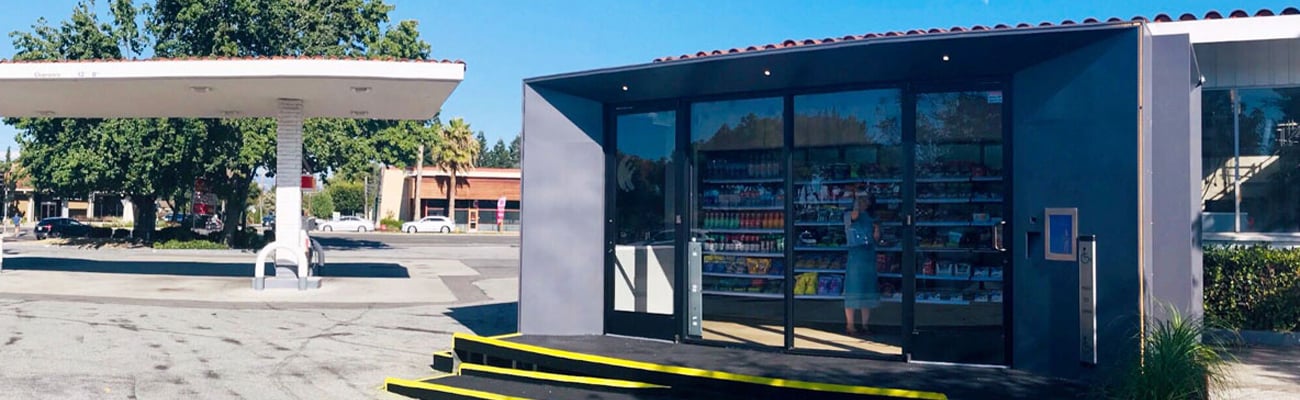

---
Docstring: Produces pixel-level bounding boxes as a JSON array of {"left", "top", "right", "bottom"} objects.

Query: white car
[
  {"left": 402, "top": 216, "right": 455, "bottom": 233},
  {"left": 318, "top": 216, "right": 375, "bottom": 232}
]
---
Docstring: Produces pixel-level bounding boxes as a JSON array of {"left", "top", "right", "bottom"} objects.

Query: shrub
[
  {"left": 1203, "top": 245, "right": 1300, "bottom": 332},
  {"left": 87, "top": 227, "right": 113, "bottom": 239},
  {"left": 153, "top": 239, "right": 229, "bottom": 250},
  {"left": 380, "top": 216, "right": 402, "bottom": 231},
  {"left": 1102, "top": 307, "right": 1236, "bottom": 400}
]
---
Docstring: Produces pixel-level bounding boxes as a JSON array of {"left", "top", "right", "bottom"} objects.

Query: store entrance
[{"left": 606, "top": 107, "right": 680, "bottom": 341}]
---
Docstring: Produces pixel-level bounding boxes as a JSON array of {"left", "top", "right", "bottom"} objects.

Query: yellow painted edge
[
  {"left": 486, "top": 332, "right": 522, "bottom": 340},
  {"left": 459, "top": 363, "right": 669, "bottom": 390},
  {"left": 376, "top": 373, "right": 453, "bottom": 391},
  {"left": 433, "top": 349, "right": 454, "bottom": 358},
  {"left": 383, "top": 376, "right": 531, "bottom": 400},
  {"left": 453, "top": 333, "right": 947, "bottom": 400}
]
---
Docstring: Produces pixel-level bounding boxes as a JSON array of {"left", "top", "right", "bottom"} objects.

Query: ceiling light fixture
[
  {"left": 621, "top": 85, "right": 629, "bottom": 91},
  {"left": 190, "top": 86, "right": 214, "bottom": 93},
  {"left": 351, "top": 86, "right": 372, "bottom": 93},
  {"left": 763, "top": 69, "right": 771, "bottom": 76},
  {"left": 942, "top": 55, "right": 950, "bottom": 62}
]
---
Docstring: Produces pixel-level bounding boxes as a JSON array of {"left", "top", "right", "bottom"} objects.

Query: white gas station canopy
[
  {"left": 0, "top": 58, "right": 464, "bottom": 119},
  {"left": 0, "top": 57, "right": 466, "bottom": 290}
]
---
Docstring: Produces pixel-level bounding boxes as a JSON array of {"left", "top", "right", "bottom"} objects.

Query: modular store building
[{"left": 517, "top": 9, "right": 1300, "bottom": 379}]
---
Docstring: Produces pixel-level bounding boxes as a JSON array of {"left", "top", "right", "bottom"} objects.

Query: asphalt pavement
[{"left": 0, "top": 233, "right": 520, "bottom": 399}]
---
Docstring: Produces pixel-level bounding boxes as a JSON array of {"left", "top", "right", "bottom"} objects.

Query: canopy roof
[{"left": 0, "top": 58, "right": 465, "bottom": 119}]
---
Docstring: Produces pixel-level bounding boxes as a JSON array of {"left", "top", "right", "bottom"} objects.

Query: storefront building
[
  {"left": 518, "top": 9, "right": 1299, "bottom": 380},
  {"left": 377, "top": 166, "right": 520, "bottom": 229}
]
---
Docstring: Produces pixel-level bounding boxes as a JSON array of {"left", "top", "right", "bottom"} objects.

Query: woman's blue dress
[{"left": 844, "top": 213, "right": 880, "bottom": 309}]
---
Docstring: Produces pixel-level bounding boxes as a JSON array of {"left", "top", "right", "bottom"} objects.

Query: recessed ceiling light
[
  {"left": 190, "top": 86, "right": 213, "bottom": 93},
  {"left": 351, "top": 110, "right": 370, "bottom": 116},
  {"left": 350, "top": 86, "right": 372, "bottom": 93},
  {"left": 621, "top": 85, "right": 629, "bottom": 91},
  {"left": 942, "top": 55, "right": 950, "bottom": 62},
  {"left": 763, "top": 69, "right": 771, "bottom": 76}
]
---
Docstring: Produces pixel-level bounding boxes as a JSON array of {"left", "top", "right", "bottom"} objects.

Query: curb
[{"left": 1208, "top": 328, "right": 1300, "bottom": 347}]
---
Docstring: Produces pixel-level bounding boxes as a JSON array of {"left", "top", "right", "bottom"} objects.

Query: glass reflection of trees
[
  {"left": 916, "top": 92, "right": 1002, "bottom": 175},
  {"left": 615, "top": 112, "right": 676, "bottom": 245},
  {"left": 1201, "top": 88, "right": 1300, "bottom": 232}
]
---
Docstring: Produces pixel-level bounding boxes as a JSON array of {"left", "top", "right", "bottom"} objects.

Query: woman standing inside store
[{"left": 844, "top": 191, "right": 881, "bottom": 335}]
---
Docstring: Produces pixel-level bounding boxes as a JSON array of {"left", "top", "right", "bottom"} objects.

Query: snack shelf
[
  {"left": 794, "top": 246, "right": 851, "bottom": 252},
  {"left": 702, "top": 251, "right": 784, "bottom": 258},
  {"left": 794, "top": 178, "right": 903, "bottom": 185},
  {"left": 879, "top": 273, "right": 1003, "bottom": 282},
  {"left": 705, "top": 228, "right": 784, "bottom": 234},
  {"left": 703, "top": 178, "right": 783, "bottom": 184},
  {"left": 915, "top": 221, "right": 1002, "bottom": 227},
  {"left": 702, "top": 272, "right": 785, "bottom": 279},
  {"left": 916, "top": 247, "right": 1001, "bottom": 254},
  {"left": 915, "top": 176, "right": 1004, "bottom": 183},
  {"left": 794, "top": 221, "right": 842, "bottom": 227},
  {"left": 701, "top": 205, "right": 784, "bottom": 211},
  {"left": 794, "top": 268, "right": 846, "bottom": 273},
  {"left": 702, "top": 291, "right": 782, "bottom": 299}
]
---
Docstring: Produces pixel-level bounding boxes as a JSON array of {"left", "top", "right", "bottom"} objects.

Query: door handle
[{"left": 992, "top": 220, "right": 1006, "bottom": 252}]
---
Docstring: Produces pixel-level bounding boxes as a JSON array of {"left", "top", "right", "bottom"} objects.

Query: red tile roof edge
[
  {"left": 0, "top": 55, "right": 466, "bottom": 66},
  {"left": 653, "top": 7, "right": 1300, "bottom": 63}
]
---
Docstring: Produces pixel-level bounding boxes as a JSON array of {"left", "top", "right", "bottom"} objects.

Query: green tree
[
  {"left": 486, "top": 139, "right": 510, "bottom": 168},
  {"left": 326, "top": 180, "right": 365, "bottom": 215},
  {"left": 431, "top": 118, "right": 479, "bottom": 221},
  {"left": 307, "top": 192, "right": 334, "bottom": 219},
  {"left": 508, "top": 134, "right": 522, "bottom": 168},
  {"left": 475, "top": 132, "right": 489, "bottom": 166}
]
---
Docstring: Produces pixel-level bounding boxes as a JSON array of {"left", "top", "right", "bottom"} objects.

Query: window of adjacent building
[{"left": 1202, "top": 88, "right": 1300, "bottom": 233}]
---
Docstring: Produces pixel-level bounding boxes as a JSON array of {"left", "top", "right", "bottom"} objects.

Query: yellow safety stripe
[
  {"left": 452, "top": 333, "right": 947, "bottom": 400},
  {"left": 383, "top": 376, "right": 530, "bottom": 400},
  {"left": 458, "top": 363, "right": 669, "bottom": 390},
  {"left": 486, "top": 332, "right": 523, "bottom": 340}
]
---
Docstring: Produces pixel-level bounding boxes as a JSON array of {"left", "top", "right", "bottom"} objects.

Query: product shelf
[
  {"left": 794, "top": 221, "right": 842, "bottom": 227},
  {"left": 702, "top": 251, "right": 785, "bottom": 258},
  {"left": 701, "top": 205, "right": 784, "bottom": 211},
  {"left": 915, "top": 176, "right": 1004, "bottom": 183},
  {"left": 878, "top": 273, "right": 1003, "bottom": 282},
  {"left": 702, "top": 178, "right": 783, "bottom": 184},
  {"left": 704, "top": 228, "right": 784, "bottom": 234},
  {"left": 794, "top": 178, "right": 903, "bottom": 185},
  {"left": 794, "top": 246, "right": 850, "bottom": 252},
  {"left": 701, "top": 290, "right": 783, "bottom": 299},
  {"left": 794, "top": 268, "right": 846, "bottom": 273},
  {"left": 702, "top": 272, "right": 785, "bottom": 279}
]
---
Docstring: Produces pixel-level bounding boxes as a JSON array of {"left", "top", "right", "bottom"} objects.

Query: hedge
[
  {"left": 153, "top": 239, "right": 229, "bottom": 250},
  {"left": 1204, "top": 245, "right": 1300, "bottom": 332}
]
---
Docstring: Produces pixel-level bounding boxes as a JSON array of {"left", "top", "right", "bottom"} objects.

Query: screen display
[{"left": 1048, "top": 214, "right": 1074, "bottom": 256}]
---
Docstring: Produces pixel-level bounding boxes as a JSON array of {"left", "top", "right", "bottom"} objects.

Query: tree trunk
[
  {"left": 130, "top": 194, "right": 157, "bottom": 242},
  {"left": 223, "top": 173, "right": 254, "bottom": 247},
  {"left": 447, "top": 170, "right": 457, "bottom": 227}
]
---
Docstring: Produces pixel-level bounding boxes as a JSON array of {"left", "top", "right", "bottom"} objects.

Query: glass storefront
[
  {"left": 607, "top": 85, "right": 1011, "bottom": 364},
  {"left": 791, "top": 89, "right": 904, "bottom": 356},
  {"left": 691, "top": 97, "right": 786, "bottom": 347},
  {"left": 1202, "top": 88, "right": 1300, "bottom": 233}
]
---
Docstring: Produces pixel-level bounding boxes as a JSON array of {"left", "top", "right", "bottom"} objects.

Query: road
[{"left": 0, "top": 234, "right": 520, "bottom": 400}]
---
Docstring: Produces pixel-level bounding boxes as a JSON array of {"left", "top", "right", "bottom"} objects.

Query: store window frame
[{"left": 602, "top": 75, "right": 1015, "bottom": 366}]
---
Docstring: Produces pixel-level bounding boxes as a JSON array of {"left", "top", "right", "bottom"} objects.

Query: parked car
[
  {"left": 194, "top": 214, "right": 223, "bottom": 231},
  {"left": 317, "top": 215, "right": 374, "bottom": 232},
  {"left": 34, "top": 217, "right": 92, "bottom": 240},
  {"left": 402, "top": 216, "right": 455, "bottom": 233},
  {"left": 261, "top": 213, "right": 275, "bottom": 227}
]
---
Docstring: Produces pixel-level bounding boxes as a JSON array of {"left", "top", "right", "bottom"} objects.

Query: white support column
[
  {"left": 121, "top": 198, "right": 135, "bottom": 223},
  {"left": 275, "top": 99, "right": 305, "bottom": 260}
]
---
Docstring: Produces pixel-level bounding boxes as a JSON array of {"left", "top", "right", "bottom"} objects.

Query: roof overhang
[
  {"left": 525, "top": 22, "right": 1140, "bottom": 103},
  {"left": 1148, "top": 14, "right": 1300, "bottom": 43},
  {"left": 0, "top": 59, "right": 465, "bottom": 119}
]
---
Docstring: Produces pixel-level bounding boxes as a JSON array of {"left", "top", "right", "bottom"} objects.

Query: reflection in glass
[
  {"left": 613, "top": 111, "right": 676, "bottom": 315},
  {"left": 1200, "top": 88, "right": 1300, "bottom": 233},
  {"left": 912, "top": 91, "right": 1006, "bottom": 365},
  {"left": 692, "top": 97, "right": 786, "bottom": 347},
  {"left": 792, "top": 89, "right": 904, "bottom": 356}
]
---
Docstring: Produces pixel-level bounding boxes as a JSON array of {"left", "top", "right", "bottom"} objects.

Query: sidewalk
[{"left": 1217, "top": 345, "right": 1300, "bottom": 399}]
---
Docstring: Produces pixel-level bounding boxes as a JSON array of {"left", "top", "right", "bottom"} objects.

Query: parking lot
[{"left": 0, "top": 232, "right": 519, "bottom": 399}]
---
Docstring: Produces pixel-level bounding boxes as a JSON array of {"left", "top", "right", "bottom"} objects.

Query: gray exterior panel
[
  {"left": 1011, "top": 29, "right": 1144, "bottom": 378},
  {"left": 519, "top": 84, "right": 605, "bottom": 335},
  {"left": 1150, "top": 34, "right": 1203, "bottom": 321}
]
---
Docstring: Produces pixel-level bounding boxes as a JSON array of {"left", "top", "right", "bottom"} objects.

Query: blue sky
[{"left": 0, "top": 0, "right": 1291, "bottom": 154}]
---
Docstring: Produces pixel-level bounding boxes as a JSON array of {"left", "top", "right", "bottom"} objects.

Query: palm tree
[{"left": 431, "top": 118, "right": 480, "bottom": 226}]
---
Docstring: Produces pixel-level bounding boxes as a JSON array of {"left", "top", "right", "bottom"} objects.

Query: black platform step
[
  {"left": 432, "top": 350, "right": 456, "bottom": 373},
  {"left": 452, "top": 333, "right": 952, "bottom": 400},
  {"left": 385, "top": 373, "right": 687, "bottom": 400}
]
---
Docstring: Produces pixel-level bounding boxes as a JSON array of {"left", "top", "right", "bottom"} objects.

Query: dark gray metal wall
[
  {"left": 519, "top": 84, "right": 606, "bottom": 335},
  {"left": 1150, "top": 33, "right": 1204, "bottom": 322},
  {"left": 1010, "top": 29, "right": 1145, "bottom": 378}
]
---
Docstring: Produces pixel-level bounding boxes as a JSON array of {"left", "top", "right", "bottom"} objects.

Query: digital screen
[{"left": 1049, "top": 214, "right": 1074, "bottom": 255}]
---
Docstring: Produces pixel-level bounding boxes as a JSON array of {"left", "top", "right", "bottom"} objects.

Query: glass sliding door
[
  {"left": 791, "top": 89, "right": 904, "bottom": 356},
  {"left": 910, "top": 90, "right": 1008, "bottom": 364},
  {"left": 608, "top": 109, "right": 679, "bottom": 340},
  {"left": 691, "top": 97, "right": 786, "bottom": 347}
]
